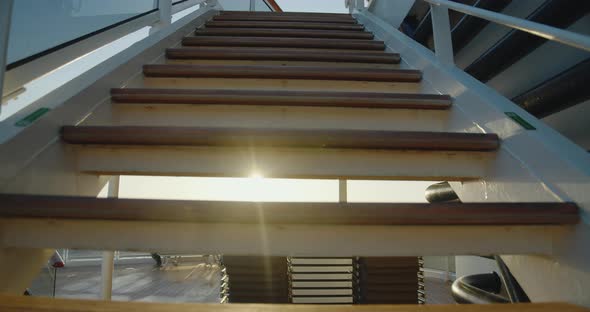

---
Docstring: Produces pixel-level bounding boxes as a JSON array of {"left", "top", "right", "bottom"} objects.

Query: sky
[{"left": 120, "top": 176, "right": 433, "bottom": 203}]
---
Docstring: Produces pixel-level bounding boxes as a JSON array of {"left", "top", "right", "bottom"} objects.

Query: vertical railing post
[
  {"left": 339, "top": 180, "right": 347, "bottom": 203},
  {"left": 430, "top": 4, "right": 454, "bottom": 65},
  {"left": 250, "top": 0, "right": 256, "bottom": 11},
  {"left": 446, "top": 255, "right": 453, "bottom": 281},
  {"left": 159, "top": 0, "right": 172, "bottom": 27},
  {"left": 101, "top": 251, "right": 115, "bottom": 300},
  {"left": 0, "top": 0, "right": 14, "bottom": 111},
  {"left": 355, "top": 0, "right": 365, "bottom": 11},
  {"left": 101, "top": 176, "right": 120, "bottom": 300}
]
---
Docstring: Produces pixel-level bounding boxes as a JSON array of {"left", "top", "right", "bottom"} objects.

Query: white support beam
[
  {"left": 100, "top": 176, "right": 119, "bottom": 301},
  {"left": 100, "top": 251, "right": 114, "bottom": 300},
  {"left": 107, "top": 176, "right": 120, "bottom": 199},
  {"left": 339, "top": 180, "right": 347, "bottom": 203},
  {"left": 250, "top": 0, "right": 256, "bottom": 11},
  {"left": 101, "top": 103, "right": 452, "bottom": 132},
  {"left": 74, "top": 146, "right": 492, "bottom": 181},
  {"left": 355, "top": 9, "right": 590, "bottom": 305},
  {"left": 425, "top": 0, "right": 590, "bottom": 53},
  {"left": 430, "top": 4, "right": 454, "bottom": 65},
  {"left": 0, "top": 218, "right": 560, "bottom": 256},
  {"left": 0, "top": 0, "right": 14, "bottom": 108}
]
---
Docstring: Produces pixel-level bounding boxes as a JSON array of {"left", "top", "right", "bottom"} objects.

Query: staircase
[{"left": 0, "top": 5, "right": 588, "bottom": 311}]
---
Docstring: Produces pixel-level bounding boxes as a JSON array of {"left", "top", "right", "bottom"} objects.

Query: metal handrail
[{"left": 424, "top": 0, "right": 590, "bottom": 53}]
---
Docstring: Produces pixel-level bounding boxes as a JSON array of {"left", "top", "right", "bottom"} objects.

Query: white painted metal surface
[
  {"left": 0, "top": 7, "right": 213, "bottom": 291},
  {"left": 94, "top": 103, "right": 452, "bottom": 131},
  {"left": 356, "top": 8, "right": 590, "bottom": 306},
  {"left": 100, "top": 176, "right": 119, "bottom": 301},
  {"left": 429, "top": 4, "right": 454, "bottom": 65},
  {"left": 101, "top": 251, "right": 115, "bottom": 300},
  {"left": 0, "top": 0, "right": 14, "bottom": 108},
  {"left": 339, "top": 180, "right": 347, "bottom": 203},
  {"left": 425, "top": 0, "right": 590, "bottom": 52},
  {"left": 0, "top": 218, "right": 561, "bottom": 256},
  {"left": 0, "top": 0, "right": 587, "bottom": 304},
  {"left": 0, "top": 7, "right": 217, "bottom": 185},
  {"left": 75, "top": 145, "right": 493, "bottom": 180},
  {"left": 0, "top": 248, "right": 54, "bottom": 294}
]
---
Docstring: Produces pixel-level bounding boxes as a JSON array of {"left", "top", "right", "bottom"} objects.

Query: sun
[{"left": 249, "top": 172, "right": 265, "bottom": 180}]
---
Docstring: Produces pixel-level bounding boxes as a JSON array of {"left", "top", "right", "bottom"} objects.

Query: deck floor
[
  {"left": 29, "top": 259, "right": 221, "bottom": 303},
  {"left": 29, "top": 259, "right": 454, "bottom": 304},
  {"left": 425, "top": 277, "right": 455, "bottom": 304}
]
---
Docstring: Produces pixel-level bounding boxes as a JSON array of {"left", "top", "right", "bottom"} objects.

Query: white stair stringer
[{"left": 354, "top": 9, "right": 590, "bottom": 306}]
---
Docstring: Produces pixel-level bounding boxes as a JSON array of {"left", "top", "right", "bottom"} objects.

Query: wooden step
[
  {"left": 195, "top": 28, "right": 374, "bottom": 40},
  {"left": 182, "top": 36, "right": 386, "bottom": 50},
  {"left": 143, "top": 64, "right": 422, "bottom": 82},
  {"left": 61, "top": 126, "right": 499, "bottom": 151},
  {"left": 166, "top": 47, "right": 400, "bottom": 64},
  {"left": 212, "top": 14, "right": 359, "bottom": 24},
  {"left": 1, "top": 295, "right": 587, "bottom": 312},
  {"left": 0, "top": 194, "right": 578, "bottom": 225},
  {"left": 110, "top": 88, "right": 452, "bottom": 110},
  {"left": 205, "top": 21, "right": 365, "bottom": 31},
  {"left": 220, "top": 11, "right": 354, "bottom": 19}
]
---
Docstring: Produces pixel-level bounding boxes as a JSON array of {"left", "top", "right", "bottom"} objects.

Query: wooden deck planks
[{"left": 0, "top": 295, "right": 588, "bottom": 312}]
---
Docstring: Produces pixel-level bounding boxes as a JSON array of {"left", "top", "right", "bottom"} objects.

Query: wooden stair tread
[
  {"left": 166, "top": 47, "right": 400, "bottom": 64},
  {"left": 204, "top": 21, "right": 365, "bottom": 31},
  {"left": 220, "top": 11, "right": 354, "bottom": 18},
  {"left": 2, "top": 295, "right": 587, "bottom": 312},
  {"left": 110, "top": 88, "right": 452, "bottom": 110},
  {"left": 195, "top": 28, "right": 374, "bottom": 39},
  {"left": 182, "top": 36, "right": 386, "bottom": 50},
  {"left": 61, "top": 126, "right": 499, "bottom": 151},
  {"left": 212, "top": 15, "right": 359, "bottom": 24},
  {"left": 142, "top": 64, "right": 422, "bottom": 82},
  {"left": 0, "top": 194, "right": 578, "bottom": 225},
  {"left": 169, "top": 46, "right": 393, "bottom": 55}
]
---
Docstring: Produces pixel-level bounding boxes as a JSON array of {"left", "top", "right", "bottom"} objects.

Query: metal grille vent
[{"left": 288, "top": 257, "right": 355, "bottom": 304}]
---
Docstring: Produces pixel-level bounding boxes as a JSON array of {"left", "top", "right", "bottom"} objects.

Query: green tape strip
[
  {"left": 15, "top": 107, "right": 50, "bottom": 127},
  {"left": 505, "top": 112, "right": 536, "bottom": 130}
]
